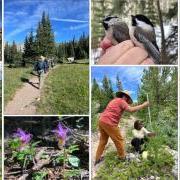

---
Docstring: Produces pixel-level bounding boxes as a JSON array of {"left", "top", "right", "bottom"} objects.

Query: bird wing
[
  {"left": 134, "top": 28, "right": 160, "bottom": 64},
  {"left": 113, "top": 24, "right": 130, "bottom": 43}
]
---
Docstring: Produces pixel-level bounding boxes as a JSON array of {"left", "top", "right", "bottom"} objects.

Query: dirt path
[
  {"left": 91, "top": 116, "right": 137, "bottom": 178},
  {"left": 5, "top": 73, "right": 48, "bottom": 115}
]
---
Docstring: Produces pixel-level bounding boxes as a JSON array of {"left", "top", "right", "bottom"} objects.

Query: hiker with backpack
[
  {"left": 34, "top": 55, "right": 45, "bottom": 89},
  {"left": 44, "top": 58, "right": 49, "bottom": 73}
]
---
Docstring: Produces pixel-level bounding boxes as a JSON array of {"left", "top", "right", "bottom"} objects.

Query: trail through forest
[
  {"left": 5, "top": 72, "right": 49, "bottom": 115},
  {"left": 92, "top": 116, "right": 136, "bottom": 178}
]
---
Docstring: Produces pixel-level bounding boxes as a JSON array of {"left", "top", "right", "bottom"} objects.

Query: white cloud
[
  {"left": 5, "top": 0, "right": 89, "bottom": 41},
  {"left": 69, "top": 23, "right": 88, "bottom": 30},
  {"left": 52, "top": 18, "right": 88, "bottom": 23}
]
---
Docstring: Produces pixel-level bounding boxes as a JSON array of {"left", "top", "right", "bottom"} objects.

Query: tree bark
[{"left": 156, "top": 0, "right": 168, "bottom": 64}]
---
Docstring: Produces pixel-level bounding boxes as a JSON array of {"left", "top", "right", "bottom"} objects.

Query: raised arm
[{"left": 126, "top": 101, "right": 149, "bottom": 113}]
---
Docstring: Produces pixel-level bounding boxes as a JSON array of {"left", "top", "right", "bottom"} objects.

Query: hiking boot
[{"left": 94, "top": 156, "right": 104, "bottom": 166}]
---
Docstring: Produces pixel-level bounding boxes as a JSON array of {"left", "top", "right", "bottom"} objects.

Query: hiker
[
  {"left": 95, "top": 90, "right": 150, "bottom": 165},
  {"left": 50, "top": 58, "right": 55, "bottom": 68},
  {"left": 34, "top": 55, "right": 45, "bottom": 89},
  {"left": 131, "top": 120, "right": 155, "bottom": 153},
  {"left": 44, "top": 58, "right": 49, "bottom": 73}
]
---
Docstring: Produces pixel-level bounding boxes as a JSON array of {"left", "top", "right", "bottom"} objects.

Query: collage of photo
[{"left": 0, "top": 0, "right": 179, "bottom": 179}]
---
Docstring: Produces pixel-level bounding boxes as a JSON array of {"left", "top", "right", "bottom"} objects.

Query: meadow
[
  {"left": 37, "top": 64, "right": 89, "bottom": 114},
  {"left": 5, "top": 63, "right": 89, "bottom": 115},
  {"left": 4, "top": 67, "right": 32, "bottom": 105}
]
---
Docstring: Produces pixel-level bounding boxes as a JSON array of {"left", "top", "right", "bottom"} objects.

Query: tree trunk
[{"left": 156, "top": 0, "right": 168, "bottom": 64}]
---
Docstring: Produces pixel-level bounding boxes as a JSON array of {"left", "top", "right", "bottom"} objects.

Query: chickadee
[
  {"left": 102, "top": 16, "right": 130, "bottom": 45},
  {"left": 130, "top": 14, "right": 160, "bottom": 64}
]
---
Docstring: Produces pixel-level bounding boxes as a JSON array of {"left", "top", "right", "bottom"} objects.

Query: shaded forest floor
[
  {"left": 4, "top": 117, "right": 89, "bottom": 179},
  {"left": 5, "top": 146, "right": 89, "bottom": 179},
  {"left": 92, "top": 116, "right": 178, "bottom": 179}
]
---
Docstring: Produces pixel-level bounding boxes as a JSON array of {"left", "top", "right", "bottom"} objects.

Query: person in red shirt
[{"left": 95, "top": 90, "right": 149, "bottom": 165}]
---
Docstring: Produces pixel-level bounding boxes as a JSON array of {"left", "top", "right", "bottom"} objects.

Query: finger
[
  {"left": 114, "top": 47, "right": 148, "bottom": 65},
  {"left": 98, "top": 40, "right": 134, "bottom": 64},
  {"left": 141, "top": 58, "right": 155, "bottom": 65}
]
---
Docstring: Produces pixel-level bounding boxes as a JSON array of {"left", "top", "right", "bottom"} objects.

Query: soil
[
  {"left": 5, "top": 146, "right": 88, "bottom": 179},
  {"left": 5, "top": 72, "right": 49, "bottom": 115}
]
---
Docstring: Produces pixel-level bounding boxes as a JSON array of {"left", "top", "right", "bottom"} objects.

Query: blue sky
[
  {"left": 5, "top": 0, "right": 89, "bottom": 43},
  {"left": 92, "top": 67, "right": 147, "bottom": 102}
]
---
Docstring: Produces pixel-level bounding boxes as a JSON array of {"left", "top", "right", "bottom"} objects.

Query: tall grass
[
  {"left": 4, "top": 67, "right": 32, "bottom": 105},
  {"left": 37, "top": 64, "right": 89, "bottom": 114}
]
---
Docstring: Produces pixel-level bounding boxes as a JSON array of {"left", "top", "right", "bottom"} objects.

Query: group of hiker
[
  {"left": 34, "top": 55, "right": 55, "bottom": 89},
  {"left": 95, "top": 90, "right": 155, "bottom": 165}
]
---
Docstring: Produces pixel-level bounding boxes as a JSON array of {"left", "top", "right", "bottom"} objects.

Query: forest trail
[
  {"left": 91, "top": 115, "right": 136, "bottom": 178},
  {"left": 5, "top": 72, "right": 49, "bottom": 115}
]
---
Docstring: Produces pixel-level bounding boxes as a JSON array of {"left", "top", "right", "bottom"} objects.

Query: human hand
[
  {"left": 143, "top": 101, "right": 150, "bottom": 107},
  {"left": 148, "top": 132, "right": 156, "bottom": 137},
  {"left": 98, "top": 40, "right": 155, "bottom": 65}
]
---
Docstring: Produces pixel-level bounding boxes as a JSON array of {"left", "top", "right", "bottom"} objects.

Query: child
[{"left": 131, "top": 120, "right": 155, "bottom": 153}]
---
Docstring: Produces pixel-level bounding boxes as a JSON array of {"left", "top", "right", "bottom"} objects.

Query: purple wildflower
[
  {"left": 13, "top": 128, "right": 32, "bottom": 144},
  {"left": 53, "top": 123, "right": 68, "bottom": 142}
]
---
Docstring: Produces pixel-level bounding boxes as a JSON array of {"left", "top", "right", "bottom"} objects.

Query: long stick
[{"left": 146, "top": 93, "right": 152, "bottom": 128}]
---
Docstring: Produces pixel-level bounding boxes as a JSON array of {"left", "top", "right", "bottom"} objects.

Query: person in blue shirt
[{"left": 34, "top": 56, "right": 45, "bottom": 89}]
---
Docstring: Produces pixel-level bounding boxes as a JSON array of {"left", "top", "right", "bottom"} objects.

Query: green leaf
[
  {"left": 68, "top": 145, "right": 79, "bottom": 154},
  {"left": 32, "top": 171, "right": 48, "bottom": 180},
  {"left": 64, "top": 169, "right": 81, "bottom": 178},
  {"left": 54, "top": 154, "right": 64, "bottom": 164},
  {"left": 68, "top": 155, "right": 80, "bottom": 167},
  {"left": 9, "top": 138, "right": 21, "bottom": 150},
  {"left": 31, "top": 141, "right": 41, "bottom": 148}
]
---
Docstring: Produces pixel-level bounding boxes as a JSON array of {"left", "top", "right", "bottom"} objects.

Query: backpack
[{"left": 35, "top": 61, "right": 44, "bottom": 71}]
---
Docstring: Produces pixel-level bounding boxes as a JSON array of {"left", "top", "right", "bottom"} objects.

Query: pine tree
[
  {"left": 9, "top": 41, "right": 17, "bottom": 65},
  {"left": 0, "top": 29, "right": 1, "bottom": 61},
  {"left": 92, "top": 78, "right": 101, "bottom": 101},
  {"left": 23, "top": 30, "right": 36, "bottom": 65},
  {"left": 70, "top": 43, "right": 75, "bottom": 57},
  {"left": 99, "top": 75, "right": 114, "bottom": 111},
  {"left": 137, "top": 67, "right": 177, "bottom": 149},
  {"left": 165, "top": 2, "right": 178, "bottom": 64},
  {"left": 116, "top": 74, "right": 123, "bottom": 91},
  {"left": 35, "top": 11, "right": 55, "bottom": 57},
  {"left": 4, "top": 42, "right": 10, "bottom": 64}
]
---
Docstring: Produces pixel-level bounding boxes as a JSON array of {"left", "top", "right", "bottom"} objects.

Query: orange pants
[{"left": 95, "top": 121, "right": 125, "bottom": 161}]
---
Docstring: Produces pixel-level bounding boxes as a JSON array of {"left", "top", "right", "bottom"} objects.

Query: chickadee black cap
[
  {"left": 102, "top": 16, "right": 119, "bottom": 30},
  {"left": 131, "top": 14, "right": 154, "bottom": 27}
]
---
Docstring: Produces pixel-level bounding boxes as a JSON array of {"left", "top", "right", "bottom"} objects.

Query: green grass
[
  {"left": 95, "top": 150, "right": 174, "bottom": 180},
  {"left": 4, "top": 67, "right": 32, "bottom": 105},
  {"left": 75, "top": 59, "right": 89, "bottom": 64},
  {"left": 37, "top": 64, "right": 89, "bottom": 114},
  {"left": 94, "top": 118, "right": 175, "bottom": 179}
]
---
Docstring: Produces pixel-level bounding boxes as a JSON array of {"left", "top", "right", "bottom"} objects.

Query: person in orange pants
[{"left": 95, "top": 90, "right": 149, "bottom": 165}]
